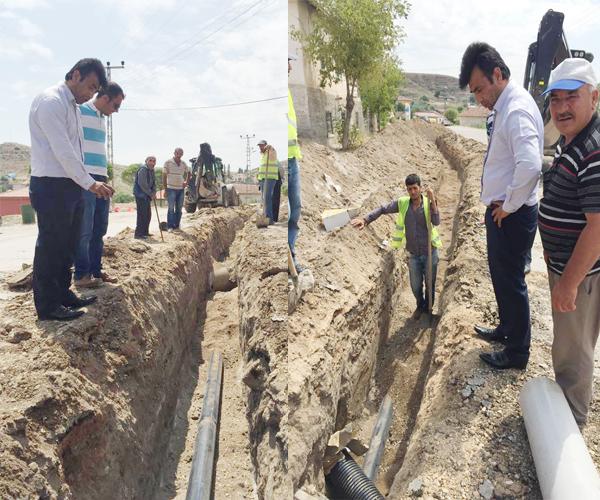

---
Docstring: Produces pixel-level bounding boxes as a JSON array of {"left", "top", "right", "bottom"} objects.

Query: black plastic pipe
[
  {"left": 326, "top": 449, "right": 384, "bottom": 500},
  {"left": 186, "top": 351, "right": 223, "bottom": 500}
]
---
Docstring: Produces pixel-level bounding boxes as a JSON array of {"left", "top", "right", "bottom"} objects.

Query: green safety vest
[
  {"left": 391, "top": 195, "right": 442, "bottom": 250},
  {"left": 288, "top": 89, "right": 302, "bottom": 160},
  {"left": 258, "top": 148, "right": 279, "bottom": 180}
]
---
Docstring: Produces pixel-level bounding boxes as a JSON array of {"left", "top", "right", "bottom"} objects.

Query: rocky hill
[
  {"left": 0, "top": 143, "right": 30, "bottom": 181},
  {"left": 402, "top": 73, "right": 473, "bottom": 109}
]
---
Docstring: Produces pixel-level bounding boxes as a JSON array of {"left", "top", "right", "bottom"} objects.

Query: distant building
[
  {"left": 458, "top": 106, "right": 488, "bottom": 128},
  {"left": 396, "top": 97, "right": 412, "bottom": 120},
  {"left": 289, "top": 0, "right": 366, "bottom": 143},
  {"left": 0, "top": 187, "right": 30, "bottom": 217},
  {"left": 413, "top": 110, "right": 449, "bottom": 125}
]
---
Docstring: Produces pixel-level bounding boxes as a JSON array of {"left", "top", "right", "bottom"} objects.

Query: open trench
[
  {"left": 289, "top": 122, "right": 485, "bottom": 498},
  {"left": 351, "top": 136, "right": 463, "bottom": 496},
  {"left": 0, "top": 206, "right": 288, "bottom": 500}
]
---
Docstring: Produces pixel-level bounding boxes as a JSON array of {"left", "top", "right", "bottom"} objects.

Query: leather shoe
[
  {"left": 479, "top": 350, "right": 528, "bottom": 370},
  {"left": 474, "top": 325, "right": 508, "bottom": 344},
  {"left": 63, "top": 294, "right": 97, "bottom": 309},
  {"left": 39, "top": 305, "right": 85, "bottom": 321}
]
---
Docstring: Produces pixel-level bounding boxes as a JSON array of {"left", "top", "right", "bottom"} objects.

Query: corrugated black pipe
[{"left": 326, "top": 449, "right": 384, "bottom": 500}]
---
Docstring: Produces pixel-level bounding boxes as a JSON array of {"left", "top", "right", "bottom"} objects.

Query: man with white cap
[
  {"left": 257, "top": 139, "right": 279, "bottom": 224},
  {"left": 288, "top": 53, "right": 305, "bottom": 272},
  {"left": 539, "top": 57, "right": 600, "bottom": 425}
]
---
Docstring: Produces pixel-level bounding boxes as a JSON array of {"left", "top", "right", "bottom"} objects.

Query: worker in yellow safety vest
[
  {"left": 351, "top": 173, "right": 442, "bottom": 318},
  {"left": 257, "top": 139, "right": 279, "bottom": 224},
  {"left": 288, "top": 53, "right": 304, "bottom": 272}
]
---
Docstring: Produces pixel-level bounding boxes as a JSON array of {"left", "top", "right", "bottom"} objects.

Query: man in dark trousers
[
  {"left": 133, "top": 156, "right": 157, "bottom": 239},
  {"left": 28, "top": 58, "right": 114, "bottom": 321},
  {"left": 351, "top": 174, "right": 441, "bottom": 319},
  {"left": 459, "top": 43, "right": 543, "bottom": 369}
]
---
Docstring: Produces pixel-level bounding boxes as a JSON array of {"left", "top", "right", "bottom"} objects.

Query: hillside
[
  {"left": 0, "top": 143, "right": 30, "bottom": 181},
  {"left": 402, "top": 72, "right": 472, "bottom": 109}
]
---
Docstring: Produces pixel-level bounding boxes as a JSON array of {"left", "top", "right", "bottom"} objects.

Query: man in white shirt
[
  {"left": 459, "top": 43, "right": 543, "bottom": 369},
  {"left": 29, "top": 58, "right": 114, "bottom": 321},
  {"left": 162, "top": 148, "right": 189, "bottom": 231}
]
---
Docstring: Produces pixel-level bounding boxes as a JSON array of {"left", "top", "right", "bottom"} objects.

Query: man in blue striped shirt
[{"left": 74, "top": 82, "right": 125, "bottom": 288}]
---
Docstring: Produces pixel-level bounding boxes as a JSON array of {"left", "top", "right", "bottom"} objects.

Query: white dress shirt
[
  {"left": 482, "top": 80, "right": 543, "bottom": 213},
  {"left": 29, "top": 82, "right": 95, "bottom": 190}
]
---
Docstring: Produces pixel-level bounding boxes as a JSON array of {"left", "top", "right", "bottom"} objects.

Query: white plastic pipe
[{"left": 519, "top": 377, "right": 600, "bottom": 500}]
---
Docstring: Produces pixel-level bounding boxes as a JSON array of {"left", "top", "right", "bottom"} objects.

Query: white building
[{"left": 288, "top": 0, "right": 366, "bottom": 142}]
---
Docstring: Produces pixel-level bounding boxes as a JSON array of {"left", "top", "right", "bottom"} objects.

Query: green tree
[
  {"left": 444, "top": 108, "right": 459, "bottom": 124},
  {"left": 121, "top": 163, "right": 140, "bottom": 185},
  {"left": 293, "top": 0, "right": 409, "bottom": 149},
  {"left": 107, "top": 162, "right": 114, "bottom": 181},
  {"left": 359, "top": 56, "right": 404, "bottom": 131}
]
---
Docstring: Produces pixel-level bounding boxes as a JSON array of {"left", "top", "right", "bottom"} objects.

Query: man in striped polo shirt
[
  {"left": 74, "top": 82, "right": 125, "bottom": 287},
  {"left": 540, "top": 58, "right": 600, "bottom": 425}
]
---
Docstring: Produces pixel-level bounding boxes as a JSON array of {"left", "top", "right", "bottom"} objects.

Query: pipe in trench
[
  {"left": 362, "top": 395, "right": 393, "bottom": 481},
  {"left": 326, "top": 449, "right": 384, "bottom": 500},
  {"left": 185, "top": 351, "right": 224, "bottom": 500},
  {"left": 519, "top": 377, "right": 600, "bottom": 500}
]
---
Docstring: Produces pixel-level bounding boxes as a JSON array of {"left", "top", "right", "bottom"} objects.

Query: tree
[
  {"left": 107, "top": 162, "right": 114, "bottom": 181},
  {"left": 359, "top": 56, "right": 404, "bottom": 131},
  {"left": 293, "top": 0, "right": 409, "bottom": 149},
  {"left": 121, "top": 163, "right": 140, "bottom": 185},
  {"left": 444, "top": 108, "right": 459, "bottom": 124}
]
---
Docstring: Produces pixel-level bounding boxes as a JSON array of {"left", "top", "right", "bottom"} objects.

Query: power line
[{"left": 122, "top": 95, "right": 285, "bottom": 111}]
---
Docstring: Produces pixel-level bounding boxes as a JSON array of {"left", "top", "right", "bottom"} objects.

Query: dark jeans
[
  {"left": 287, "top": 157, "right": 301, "bottom": 258},
  {"left": 259, "top": 178, "right": 277, "bottom": 224},
  {"left": 135, "top": 196, "right": 152, "bottom": 237},
  {"left": 166, "top": 188, "right": 184, "bottom": 229},
  {"left": 75, "top": 174, "right": 109, "bottom": 279},
  {"left": 29, "top": 176, "right": 83, "bottom": 317},
  {"left": 272, "top": 177, "right": 282, "bottom": 223},
  {"left": 485, "top": 203, "right": 538, "bottom": 356},
  {"left": 408, "top": 248, "right": 439, "bottom": 310}
]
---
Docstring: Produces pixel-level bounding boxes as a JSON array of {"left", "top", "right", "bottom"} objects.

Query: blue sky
[
  {"left": 398, "top": 0, "right": 600, "bottom": 88},
  {"left": 0, "top": 0, "right": 287, "bottom": 169}
]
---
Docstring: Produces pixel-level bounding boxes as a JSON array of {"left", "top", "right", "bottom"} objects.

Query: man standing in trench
[
  {"left": 351, "top": 174, "right": 441, "bottom": 319},
  {"left": 29, "top": 58, "right": 114, "bottom": 321},
  {"left": 459, "top": 42, "right": 543, "bottom": 370},
  {"left": 539, "top": 58, "right": 600, "bottom": 425}
]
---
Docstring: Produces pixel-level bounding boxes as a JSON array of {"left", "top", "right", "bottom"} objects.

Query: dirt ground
[{"left": 290, "top": 121, "right": 600, "bottom": 499}]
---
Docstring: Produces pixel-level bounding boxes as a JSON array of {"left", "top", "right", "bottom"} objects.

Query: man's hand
[
  {"left": 491, "top": 203, "right": 510, "bottom": 227},
  {"left": 551, "top": 277, "right": 578, "bottom": 312},
  {"left": 425, "top": 187, "right": 435, "bottom": 203},
  {"left": 351, "top": 217, "right": 366, "bottom": 230},
  {"left": 89, "top": 182, "right": 114, "bottom": 199}
]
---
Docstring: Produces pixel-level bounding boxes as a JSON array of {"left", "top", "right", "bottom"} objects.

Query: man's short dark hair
[
  {"left": 65, "top": 58, "right": 107, "bottom": 88},
  {"left": 97, "top": 81, "right": 125, "bottom": 100},
  {"left": 405, "top": 174, "right": 421, "bottom": 186},
  {"left": 459, "top": 42, "right": 510, "bottom": 89}
]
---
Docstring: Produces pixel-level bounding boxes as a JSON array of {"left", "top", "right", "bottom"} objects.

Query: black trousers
[
  {"left": 135, "top": 196, "right": 152, "bottom": 236},
  {"left": 485, "top": 204, "right": 538, "bottom": 356},
  {"left": 272, "top": 177, "right": 282, "bottom": 223},
  {"left": 29, "top": 176, "right": 83, "bottom": 317}
]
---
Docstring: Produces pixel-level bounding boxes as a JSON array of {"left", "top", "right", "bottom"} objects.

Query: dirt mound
[{"left": 0, "top": 208, "right": 247, "bottom": 499}]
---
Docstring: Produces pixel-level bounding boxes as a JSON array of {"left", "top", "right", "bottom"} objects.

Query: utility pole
[
  {"left": 240, "top": 134, "right": 255, "bottom": 172},
  {"left": 104, "top": 61, "right": 125, "bottom": 175}
]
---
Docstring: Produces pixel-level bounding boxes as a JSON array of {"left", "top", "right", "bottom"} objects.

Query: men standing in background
[
  {"left": 74, "top": 81, "right": 124, "bottom": 288},
  {"left": 459, "top": 42, "right": 543, "bottom": 369},
  {"left": 257, "top": 139, "right": 279, "bottom": 224},
  {"left": 288, "top": 54, "right": 304, "bottom": 272},
  {"left": 134, "top": 156, "right": 157, "bottom": 239},
  {"left": 163, "top": 148, "right": 189, "bottom": 231},
  {"left": 29, "top": 58, "right": 113, "bottom": 321},
  {"left": 539, "top": 58, "right": 600, "bottom": 425}
]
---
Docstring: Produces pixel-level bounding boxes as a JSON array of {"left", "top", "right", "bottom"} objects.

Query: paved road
[
  {"left": 0, "top": 206, "right": 170, "bottom": 274},
  {"left": 449, "top": 125, "right": 487, "bottom": 144}
]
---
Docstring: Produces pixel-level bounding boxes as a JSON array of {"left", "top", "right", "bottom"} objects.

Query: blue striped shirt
[{"left": 79, "top": 101, "right": 107, "bottom": 177}]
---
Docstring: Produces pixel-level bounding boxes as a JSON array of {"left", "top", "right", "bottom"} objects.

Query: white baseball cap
[
  {"left": 257, "top": 139, "right": 267, "bottom": 146},
  {"left": 288, "top": 53, "right": 298, "bottom": 61},
  {"left": 542, "top": 58, "right": 598, "bottom": 95}
]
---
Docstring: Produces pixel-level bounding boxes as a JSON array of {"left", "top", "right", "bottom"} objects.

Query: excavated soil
[
  {"left": 290, "top": 121, "right": 600, "bottom": 499},
  {"left": 0, "top": 206, "right": 281, "bottom": 499}
]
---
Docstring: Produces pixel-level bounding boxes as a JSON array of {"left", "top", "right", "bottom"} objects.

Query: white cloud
[
  {"left": 0, "top": 0, "right": 48, "bottom": 9},
  {"left": 18, "top": 17, "right": 42, "bottom": 37}
]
